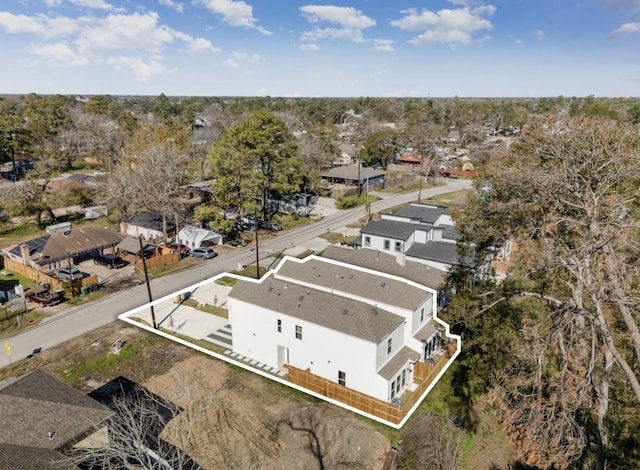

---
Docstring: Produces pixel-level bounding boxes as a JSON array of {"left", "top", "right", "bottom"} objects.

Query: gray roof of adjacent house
[
  {"left": 230, "top": 276, "right": 404, "bottom": 344},
  {"left": 393, "top": 204, "right": 450, "bottom": 225},
  {"left": 321, "top": 246, "right": 446, "bottom": 291},
  {"left": 122, "top": 211, "right": 175, "bottom": 232},
  {"left": 0, "top": 369, "right": 114, "bottom": 469},
  {"left": 406, "top": 241, "right": 461, "bottom": 266},
  {"left": 275, "top": 258, "right": 431, "bottom": 311},
  {"left": 320, "top": 165, "right": 385, "bottom": 181},
  {"left": 360, "top": 219, "right": 417, "bottom": 241},
  {"left": 378, "top": 346, "right": 421, "bottom": 380},
  {"left": 8, "top": 226, "right": 126, "bottom": 265},
  {"left": 441, "top": 225, "right": 461, "bottom": 241},
  {"left": 67, "top": 173, "right": 97, "bottom": 186}
]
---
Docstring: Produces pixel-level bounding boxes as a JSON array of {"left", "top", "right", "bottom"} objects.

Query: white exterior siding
[
  {"left": 375, "top": 324, "right": 406, "bottom": 370},
  {"left": 230, "top": 297, "right": 391, "bottom": 400},
  {"left": 123, "top": 224, "right": 163, "bottom": 240}
]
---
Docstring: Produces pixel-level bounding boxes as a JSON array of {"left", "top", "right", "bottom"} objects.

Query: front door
[{"left": 277, "top": 345, "right": 289, "bottom": 369}]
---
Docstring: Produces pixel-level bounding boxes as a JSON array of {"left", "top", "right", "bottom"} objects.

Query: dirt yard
[{"left": 7, "top": 322, "right": 390, "bottom": 469}]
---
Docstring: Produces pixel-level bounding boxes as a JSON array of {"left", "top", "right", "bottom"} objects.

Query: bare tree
[
  {"left": 454, "top": 114, "right": 640, "bottom": 467},
  {"left": 398, "top": 413, "right": 463, "bottom": 470}
]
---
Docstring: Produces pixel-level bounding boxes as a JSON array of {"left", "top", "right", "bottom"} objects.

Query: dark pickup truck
[{"left": 93, "top": 254, "right": 126, "bottom": 269}]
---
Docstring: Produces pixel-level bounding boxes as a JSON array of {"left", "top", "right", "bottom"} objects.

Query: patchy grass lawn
[{"left": 420, "top": 189, "right": 472, "bottom": 208}]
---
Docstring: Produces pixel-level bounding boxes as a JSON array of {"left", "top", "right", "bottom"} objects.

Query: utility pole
[
  {"left": 138, "top": 236, "right": 157, "bottom": 329},
  {"left": 254, "top": 205, "right": 260, "bottom": 279}
]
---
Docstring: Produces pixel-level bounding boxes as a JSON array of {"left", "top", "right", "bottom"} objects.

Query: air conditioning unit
[{"left": 46, "top": 222, "right": 72, "bottom": 235}]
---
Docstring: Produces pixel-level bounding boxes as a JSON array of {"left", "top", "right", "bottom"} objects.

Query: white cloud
[
  {"left": 515, "top": 38, "right": 523, "bottom": 45},
  {"left": 391, "top": 5, "right": 495, "bottom": 45},
  {"left": 224, "top": 58, "right": 238, "bottom": 68},
  {"left": 229, "top": 51, "right": 262, "bottom": 62},
  {"left": 371, "top": 39, "right": 394, "bottom": 52},
  {"left": 532, "top": 29, "right": 544, "bottom": 39},
  {"left": 611, "top": 21, "right": 640, "bottom": 35},
  {"left": 194, "top": 0, "right": 272, "bottom": 34},
  {"left": 26, "top": 42, "right": 88, "bottom": 65},
  {"left": 69, "top": 0, "right": 114, "bottom": 10},
  {"left": 187, "top": 37, "right": 221, "bottom": 54},
  {"left": 106, "top": 55, "right": 166, "bottom": 81},
  {"left": 298, "top": 43, "right": 319, "bottom": 51},
  {"left": 43, "top": 0, "right": 63, "bottom": 6},
  {"left": 159, "top": 0, "right": 185, "bottom": 13},
  {"left": 0, "top": 12, "right": 79, "bottom": 38},
  {"left": 300, "top": 5, "right": 375, "bottom": 43},
  {"left": 75, "top": 12, "right": 178, "bottom": 53}
]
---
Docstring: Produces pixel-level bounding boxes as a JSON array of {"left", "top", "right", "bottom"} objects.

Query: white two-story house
[
  {"left": 357, "top": 203, "right": 464, "bottom": 271},
  {"left": 228, "top": 256, "right": 451, "bottom": 403}
]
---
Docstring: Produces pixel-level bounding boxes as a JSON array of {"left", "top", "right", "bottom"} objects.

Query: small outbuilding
[{"left": 177, "top": 225, "right": 223, "bottom": 248}]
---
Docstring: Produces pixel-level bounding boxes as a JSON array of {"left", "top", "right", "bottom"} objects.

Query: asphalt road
[{"left": 0, "top": 179, "right": 472, "bottom": 368}]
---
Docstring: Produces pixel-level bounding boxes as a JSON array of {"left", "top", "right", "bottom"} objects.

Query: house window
[
  {"left": 338, "top": 370, "right": 346, "bottom": 386},
  {"left": 396, "top": 378, "right": 401, "bottom": 394},
  {"left": 387, "top": 338, "right": 392, "bottom": 354},
  {"left": 391, "top": 380, "right": 396, "bottom": 398},
  {"left": 295, "top": 325, "right": 302, "bottom": 340},
  {"left": 420, "top": 308, "right": 424, "bottom": 322},
  {"left": 394, "top": 241, "right": 401, "bottom": 253},
  {"left": 401, "top": 369, "right": 406, "bottom": 386},
  {"left": 277, "top": 319, "right": 282, "bottom": 333},
  {"left": 383, "top": 239, "right": 390, "bottom": 250},
  {"left": 364, "top": 236, "right": 371, "bottom": 247}
]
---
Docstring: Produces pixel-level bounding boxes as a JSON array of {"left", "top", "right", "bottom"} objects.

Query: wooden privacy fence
[
  {"left": 133, "top": 252, "right": 179, "bottom": 275},
  {"left": 2, "top": 257, "right": 98, "bottom": 295},
  {"left": 286, "top": 341, "right": 457, "bottom": 425}
]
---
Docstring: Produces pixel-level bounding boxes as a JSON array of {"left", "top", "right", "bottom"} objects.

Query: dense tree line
[{"left": 444, "top": 114, "right": 640, "bottom": 468}]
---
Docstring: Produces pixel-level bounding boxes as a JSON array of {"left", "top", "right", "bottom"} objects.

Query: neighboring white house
[
  {"left": 120, "top": 211, "right": 175, "bottom": 242},
  {"left": 228, "top": 256, "right": 451, "bottom": 403},
  {"left": 357, "top": 203, "right": 463, "bottom": 271},
  {"left": 177, "top": 225, "right": 223, "bottom": 248}
]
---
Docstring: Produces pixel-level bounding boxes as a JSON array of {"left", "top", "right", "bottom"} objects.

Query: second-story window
[
  {"left": 384, "top": 239, "right": 390, "bottom": 250},
  {"left": 364, "top": 236, "right": 371, "bottom": 247},
  {"left": 277, "top": 319, "right": 282, "bottom": 333},
  {"left": 387, "top": 337, "right": 392, "bottom": 354},
  {"left": 394, "top": 241, "right": 401, "bottom": 252},
  {"left": 295, "top": 325, "right": 303, "bottom": 340}
]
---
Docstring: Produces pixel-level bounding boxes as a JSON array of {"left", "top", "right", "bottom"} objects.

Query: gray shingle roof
[
  {"left": 320, "top": 165, "right": 385, "bottom": 181},
  {"left": 321, "top": 246, "right": 446, "bottom": 291},
  {"left": 378, "top": 346, "right": 421, "bottom": 380},
  {"left": 275, "top": 258, "right": 431, "bottom": 311},
  {"left": 360, "top": 219, "right": 417, "bottom": 241},
  {"left": 0, "top": 370, "right": 113, "bottom": 469},
  {"left": 8, "top": 227, "right": 126, "bottom": 264},
  {"left": 394, "top": 204, "right": 449, "bottom": 224},
  {"left": 406, "top": 241, "right": 460, "bottom": 266},
  {"left": 0, "top": 444, "right": 78, "bottom": 470},
  {"left": 122, "top": 211, "right": 175, "bottom": 232},
  {"left": 230, "top": 276, "right": 404, "bottom": 344}
]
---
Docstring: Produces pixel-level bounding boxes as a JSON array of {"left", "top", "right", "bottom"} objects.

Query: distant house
[
  {"left": 334, "top": 143, "right": 360, "bottom": 166},
  {"left": 321, "top": 165, "right": 385, "bottom": 189},
  {"left": 177, "top": 225, "right": 223, "bottom": 248},
  {"left": 4, "top": 225, "right": 126, "bottom": 271},
  {"left": 355, "top": 203, "right": 464, "bottom": 272},
  {"left": 228, "top": 255, "right": 456, "bottom": 403},
  {"left": 0, "top": 369, "right": 114, "bottom": 470},
  {"left": 120, "top": 211, "right": 175, "bottom": 242}
]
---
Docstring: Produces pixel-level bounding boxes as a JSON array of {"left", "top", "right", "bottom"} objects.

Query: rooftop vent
[
  {"left": 372, "top": 308, "right": 378, "bottom": 315},
  {"left": 298, "top": 295, "right": 304, "bottom": 301},
  {"left": 381, "top": 282, "right": 386, "bottom": 287},
  {"left": 342, "top": 309, "right": 348, "bottom": 315},
  {"left": 267, "top": 287, "right": 273, "bottom": 292},
  {"left": 348, "top": 274, "right": 353, "bottom": 279}
]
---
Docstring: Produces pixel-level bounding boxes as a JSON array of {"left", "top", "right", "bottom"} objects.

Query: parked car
[
  {"left": 167, "top": 243, "right": 191, "bottom": 256},
  {"left": 53, "top": 267, "right": 87, "bottom": 280},
  {"left": 190, "top": 246, "right": 217, "bottom": 259},
  {"left": 93, "top": 253, "right": 126, "bottom": 269},
  {"left": 261, "top": 222, "right": 282, "bottom": 231},
  {"left": 25, "top": 288, "right": 61, "bottom": 306}
]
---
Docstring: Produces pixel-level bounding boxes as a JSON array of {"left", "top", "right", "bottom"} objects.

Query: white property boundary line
[{"left": 118, "top": 256, "right": 461, "bottom": 429}]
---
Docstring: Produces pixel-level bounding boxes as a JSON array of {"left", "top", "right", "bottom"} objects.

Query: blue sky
[{"left": 0, "top": 0, "right": 638, "bottom": 97}]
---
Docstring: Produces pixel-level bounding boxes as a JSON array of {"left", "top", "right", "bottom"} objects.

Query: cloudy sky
[{"left": 0, "top": 0, "right": 638, "bottom": 97}]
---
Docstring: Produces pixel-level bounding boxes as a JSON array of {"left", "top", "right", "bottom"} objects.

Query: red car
[{"left": 167, "top": 243, "right": 191, "bottom": 256}]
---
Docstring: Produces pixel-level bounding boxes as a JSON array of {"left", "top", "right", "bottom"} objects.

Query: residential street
[{"left": 0, "top": 179, "right": 472, "bottom": 368}]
